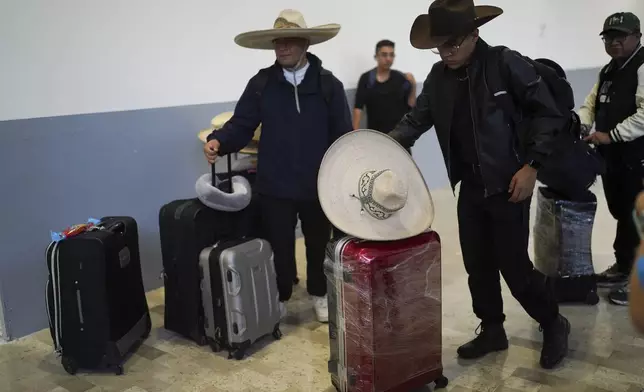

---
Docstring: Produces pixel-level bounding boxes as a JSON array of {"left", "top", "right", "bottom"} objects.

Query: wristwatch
[{"left": 528, "top": 160, "right": 542, "bottom": 170}]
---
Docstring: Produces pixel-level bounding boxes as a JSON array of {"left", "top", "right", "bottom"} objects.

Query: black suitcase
[
  {"left": 160, "top": 157, "right": 260, "bottom": 345},
  {"left": 159, "top": 198, "right": 221, "bottom": 345},
  {"left": 46, "top": 216, "right": 151, "bottom": 375}
]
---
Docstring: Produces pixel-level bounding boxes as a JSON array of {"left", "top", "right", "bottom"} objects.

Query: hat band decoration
[
  {"left": 354, "top": 170, "right": 402, "bottom": 220},
  {"left": 273, "top": 17, "right": 302, "bottom": 29}
]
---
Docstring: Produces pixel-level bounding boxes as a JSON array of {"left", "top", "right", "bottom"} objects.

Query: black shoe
[
  {"left": 596, "top": 263, "right": 628, "bottom": 288},
  {"left": 608, "top": 284, "right": 629, "bottom": 306},
  {"left": 457, "top": 323, "right": 509, "bottom": 360},
  {"left": 539, "top": 314, "right": 570, "bottom": 369}
]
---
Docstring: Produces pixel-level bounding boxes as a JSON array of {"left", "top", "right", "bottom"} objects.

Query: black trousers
[
  {"left": 458, "top": 180, "right": 559, "bottom": 326},
  {"left": 259, "top": 194, "right": 331, "bottom": 302},
  {"left": 602, "top": 160, "right": 644, "bottom": 274}
]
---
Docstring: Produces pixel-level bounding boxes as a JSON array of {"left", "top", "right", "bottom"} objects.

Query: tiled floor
[{"left": 2, "top": 185, "right": 644, "bottom": 391}]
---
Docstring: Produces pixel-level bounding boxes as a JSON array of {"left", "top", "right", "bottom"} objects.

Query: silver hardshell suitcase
[{"left": 199, "top": 238, "right": 282, "bottom": 360}]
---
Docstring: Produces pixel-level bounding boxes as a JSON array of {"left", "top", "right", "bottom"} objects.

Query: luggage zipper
[
  {"left": 47, "top": 241, "right": 63, "bottom": 355},
  {"left": 467, "top": 69, "right": 489, "bottom": 198}
]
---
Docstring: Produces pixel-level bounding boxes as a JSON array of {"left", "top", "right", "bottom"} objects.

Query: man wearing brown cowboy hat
[
  {"left": 203, "top": 10, "right": 352, "bottom": 324},
  {"left": 389, "top": 0, "right": 571, "bottom": 369}
]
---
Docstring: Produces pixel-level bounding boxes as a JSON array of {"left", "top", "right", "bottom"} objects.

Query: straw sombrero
[
  {"left": 197, "top": 111, "right": 261, "bottom": 155},
  {"left": 234, "top": 9, "right": 340, "bottom": 50},
  {"left": 317, "top": 129, "right": 435, "bottom": 241}
]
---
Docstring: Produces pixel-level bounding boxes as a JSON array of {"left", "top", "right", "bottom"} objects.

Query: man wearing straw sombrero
[
  {"left": 388, "top": 0, "right": 571, "bottom": 369},
  {"left": 203, "top": 10, "right": 352, "bottom": 323}
]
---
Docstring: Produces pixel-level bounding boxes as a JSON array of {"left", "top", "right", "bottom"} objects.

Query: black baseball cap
[{"left": 600, "top": 12, "right": 640, "bottom": 35}]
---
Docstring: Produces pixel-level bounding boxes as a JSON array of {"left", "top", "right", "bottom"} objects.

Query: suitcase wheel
[
  {"left": 229, "top": 349, "right": 246, "bottom": 361},
  {"left": 197, "top": 335, "right": 208, "bottom": 346},
  {"left": 585, "top": 291, "right": 600, "bottom": 305},
  {"left": 434, "top": 375, "right": 449, "bottom": 389},
  {"left": 228, "top": 342, "right": 250, "bottom": 360},
  {"left": 234, "top": 350, "right": 245, "bottom": 360},
  {"left": 272, "top": 328, "right": 283, "bottom": 340},
  {"left": 114, "top": 365, "right": 124, "bottom": 376},
  {"left": 61, "top": 356, "right": 78, "bottom": 375},
  {"left": 208, "top": 340, "right": 222, "bottom": 353}
]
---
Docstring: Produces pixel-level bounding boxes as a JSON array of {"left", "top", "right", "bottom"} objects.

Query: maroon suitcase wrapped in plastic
[{"left": 325, "top": 231, "right": 447, "bottom": 392}]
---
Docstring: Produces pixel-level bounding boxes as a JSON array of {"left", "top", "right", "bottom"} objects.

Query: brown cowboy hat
[{"left": 410, "top": 0, "right": 503, "bottom": 50}]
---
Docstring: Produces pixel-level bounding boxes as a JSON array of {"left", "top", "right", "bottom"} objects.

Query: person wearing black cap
[
  {"left": 580, "top": 12, "right": 644, "bottom": 306},
  {"left": 388, "top": 0, "right": 570, "bottom": 370}
]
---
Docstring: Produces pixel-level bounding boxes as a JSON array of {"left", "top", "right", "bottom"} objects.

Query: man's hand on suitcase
[
  {"left": 508, "top": 165, "right": 537, "bottom": 203},
  {"left": 204, "top": 140, "right": 221, "bottom": 164}
]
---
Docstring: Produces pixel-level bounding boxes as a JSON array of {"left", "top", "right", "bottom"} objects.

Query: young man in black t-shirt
[{"left": 353, "top": 40, "right": 416, "bottom": 136}]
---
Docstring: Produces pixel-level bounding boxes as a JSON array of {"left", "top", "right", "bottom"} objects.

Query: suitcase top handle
[
  {"left": 102, "top": 221, "right": 126, "bottom": 234},
  {"left": 211, "top": 154, "right": 234, "bottom": 194}
]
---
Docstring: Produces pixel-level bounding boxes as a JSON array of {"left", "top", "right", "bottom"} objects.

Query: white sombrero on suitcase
[{"left": 317, "top": 129, "right": 434, "bottom": 241}]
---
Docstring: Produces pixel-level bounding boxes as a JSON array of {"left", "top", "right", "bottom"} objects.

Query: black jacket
[
  {"left": 388, "top": 39, "right": 567, "bottom": 197},
  {"left": 209, "top": 53, "right": 352, "bottom": 201}
]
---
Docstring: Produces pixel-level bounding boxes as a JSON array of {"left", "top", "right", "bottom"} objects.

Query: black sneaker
[
  {"left": 539, "top": 314, "right": 570, "bottom": 369},
  {"left": 608, "top": 284, "right": 630, "bottom": 306},
  {"left": 596, "top": 263, "right": 628, "bottom": 288},
  {"left": 457, "top": 323, "right": 509, "bottom": 359}
]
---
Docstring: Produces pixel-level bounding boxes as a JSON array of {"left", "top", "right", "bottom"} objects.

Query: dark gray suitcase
[
  {"left": 199, "top": 238, "right": 282, "bottom": 359},
  {"left": 46, "top": 217, "right": 151, "bottom": 375}
]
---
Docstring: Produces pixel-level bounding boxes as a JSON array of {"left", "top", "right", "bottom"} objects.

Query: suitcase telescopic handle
[{"left": 211, "top": 154, "right": 234, "bottom": 194}]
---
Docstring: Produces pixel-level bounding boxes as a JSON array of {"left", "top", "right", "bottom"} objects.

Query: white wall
[{"left": 1, "top": 0, "right": 642, "bottom": 121}]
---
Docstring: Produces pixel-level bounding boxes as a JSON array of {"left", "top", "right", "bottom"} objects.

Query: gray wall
[{"left": 0, "top": 67, "right": 599, "bottom": 339}]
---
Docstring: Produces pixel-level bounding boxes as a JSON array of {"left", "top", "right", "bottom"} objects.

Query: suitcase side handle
[{"left": 211, "top": 154, "right": 234, "bottom": 194}]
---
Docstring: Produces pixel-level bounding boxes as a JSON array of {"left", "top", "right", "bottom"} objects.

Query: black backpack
[{"left": 485, "top": 46, "right": 605, "bottom": 201}]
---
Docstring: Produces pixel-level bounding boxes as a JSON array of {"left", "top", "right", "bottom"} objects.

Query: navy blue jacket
[{"left": 209, "top": 53, "right": 352, "bottom": 201}]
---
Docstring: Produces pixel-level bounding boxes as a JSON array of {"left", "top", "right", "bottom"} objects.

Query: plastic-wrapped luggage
[
  {"left": 533, "top": 187, "right": 599, "bottom": 305},
  {"left": 325, "top": 231, "right": 448, "bottom": 392}
]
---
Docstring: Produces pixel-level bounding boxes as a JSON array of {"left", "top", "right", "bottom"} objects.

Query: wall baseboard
[{"left": 0, "top": 284, "right": 9, "bottom": 341}]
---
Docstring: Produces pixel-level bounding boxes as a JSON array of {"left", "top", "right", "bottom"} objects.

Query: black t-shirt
[
  {"left": 449, "top": 68, "right": 479, "bottom": 166},
  {"left": 354, "top": 69, "right": 412, "bottom": 133}
]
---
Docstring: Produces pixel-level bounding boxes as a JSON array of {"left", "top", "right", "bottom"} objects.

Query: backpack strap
[
  {"left": 252, "top": 67, "right": 271, "bottom": 97},
  {"left": 367, "top": 69, "right": 377, "bottom": 89},
  {"left": 319, "top": 67, "right": 335, "bottom": 106}
]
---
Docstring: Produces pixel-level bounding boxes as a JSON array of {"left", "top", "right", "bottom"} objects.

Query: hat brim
[
  {"left": 234, "top": 24, "right": 341, "bottom": 50},
  {"left": 201, "top": 111, "right": 261, "bottom": 151},
  {"left": 211, "top": 112, "right": 233, "bottom": 129},
  {"left": 317, "top": 129, "right": 435, "bottom": 241},
  {"left": 600, "top": 27, "right": 635, "bottom": 35},
  {"left": 198, "top": 128, "right": 212, "bottom": 144},
  {"left": 239, "top": 143, "right": 259, "bottom": 155},
  {"left": 410, "top": 6, "right": 503, "bottom": 50}
]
